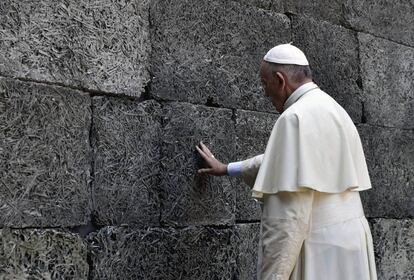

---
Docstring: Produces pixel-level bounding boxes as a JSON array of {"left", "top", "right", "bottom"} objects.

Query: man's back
[{"left": 253, "top": 88, "right": 371, "bottom": 198}]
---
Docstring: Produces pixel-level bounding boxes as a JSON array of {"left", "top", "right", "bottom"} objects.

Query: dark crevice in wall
[
  {"left": 84, "top": 98, "right": 104, "bottom": 240},
  {"left": 139, "top": 79, "right": 153, "bottom": 102},
  {"left": 284, "top": 11, "right": 296, "bottom": 21},
  {"left": 361, "top": 102, "right": 367, "bottom": 124},
  {"left": 231, "top": 108, "right": 237, "bottom": 124},
  {"left": 235, "top": 220, "right": 261, "bottom": 224},
  {"left": 356, "top": 77, "right": 363, "bottom": 90},
  {"left": 87, "top": 249, "right": 94, "bottom": 280},
  {"left": 156, "top": 223, "right": 235, "bottom": 230},
  {"left": 159, "top": 99, "right": 276, "bottom": 115},
  {"left": 83, "top": 98, "right": 100, "bottom": 280},
  {"left": 354, "top": 30, "right": 413, "bottom": 49},
  {"left": 0, "top": 74, "right": 139, "bottom": 101},
  {"left": 158, "top": 101, "right": 166, "bottom": 228},
  {"left": 359, "top": 123, "right": 414, "bottom": 131},
  {"left": 284, "top": 12, "right": 296, "bottom": 42},
  {"left": 204, "top": 224, "right": 235, "bottom": 230},
  {"left": 69, "top": 220, "right": 102, "bottom": 238},
  {"left": 88, "top": 99, "right": 96, "bottom": 228},
  {"left": 355, "top": 30, "right": 366, "bottom": 125},
  {"left": 7, "top": 226, "right": 65, "bottom": 230},
  {"left": 205, "top": 96, "right": 220, "bottom": 108}
]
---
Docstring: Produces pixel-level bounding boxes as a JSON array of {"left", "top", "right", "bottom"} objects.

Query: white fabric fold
[
  {"left": 240, "top": 154, "right": 264, "bottom": 187},
  {"left": 260, "top": 191, "right": 314, "bottom": 280},
  {"left": 258, "top": 191, "right": 377, "bottom": 280},
  {"left": 252, "top": 89, "right": 371, "bottom": 199}
]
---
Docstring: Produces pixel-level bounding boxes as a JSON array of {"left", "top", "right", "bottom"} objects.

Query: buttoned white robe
[{"left": 237, "top": 86, "right": 377, "bottom": 280}]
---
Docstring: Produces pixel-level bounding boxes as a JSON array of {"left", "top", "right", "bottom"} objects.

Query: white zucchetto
[{"left": 263, "top": 44, "right": 309, "bottom": 66}]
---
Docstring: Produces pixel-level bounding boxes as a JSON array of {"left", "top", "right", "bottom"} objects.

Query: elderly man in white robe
[{"left": 196, "top": 44, "right": 377, "bottom": 280}]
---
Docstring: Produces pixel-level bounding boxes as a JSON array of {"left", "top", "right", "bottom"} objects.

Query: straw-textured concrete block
[
  {"left": 0, "top": 229, "right": 88, "bottom": 279},
  {"left": 236, "top": 0, "right": 283, "bottom": 12},
  {"left": 345, "top": 0, "right": 414, "bottom": 47},
  {"left": 161, "top": 103, "right": 235, "bottom": 226},
  {"left": 235, "top": 110, "right": 278, "bottom": 221},
  {"left": 370, "top": 218, "right": 414, "bottom": 280},
  {"left": 284, "top": 0, "right": 345, "bottom": 26},
  {"left": 151, "top": 0, "right": 290, "bottom": 112},
  {"left": 358, "top": 125, "right": 414, "bottom": 218},
  {"left": 285, "top": 0, "right": 414, "bottom": 47},
  {"left": 359, "top": 33, "right": 414, "bottom": 129},
  {"left": 88, "top": 226, "right": 236, "bottom": 280},
  {"left": 0, "top": 0, "right": 150, "bottom": 96},
  {"left": 92, "top": 98, "right": 161, "bottom": 227},
  {"left": 293, "top": 16, "right": 362, "bottom": 123},
  {"left": 0, "top": 78, "right": 91, "bottom": 227},
  {"left": 234, "top": 223, "right": 261, "bottom": 279}
]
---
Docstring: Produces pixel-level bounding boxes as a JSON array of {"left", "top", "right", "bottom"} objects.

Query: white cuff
[{"left": 227, "top": 162, "right": 242, "bottom": 176}]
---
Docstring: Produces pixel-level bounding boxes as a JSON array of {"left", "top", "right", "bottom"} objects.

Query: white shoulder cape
[{"left": 252, "top": 89, "right": 371, "bottom": 198}]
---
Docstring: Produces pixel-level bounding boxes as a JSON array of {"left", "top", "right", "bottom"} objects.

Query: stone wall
[{"left": 0, "top": 0, "right": 412, "bottom": 279}]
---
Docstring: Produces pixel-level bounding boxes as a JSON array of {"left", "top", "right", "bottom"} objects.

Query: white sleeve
[
  {"left": 240, "top": 154, "right": 264, "bottom": 187},
  {"left": 259, "top": 191, "right": 313, "bottom": 280}
]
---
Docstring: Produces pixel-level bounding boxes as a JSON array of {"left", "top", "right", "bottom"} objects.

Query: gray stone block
[
  {"left": 88, "top": 226, "right": 237, "bottom": 280},
  {"left": 160, "top": 102, "right": 235, "bottom": 226},
  {"left": 0, "top": 0, "right": 150, "bottom": 97},
  {"left": 235, "top": 0, "right": 283, "bottom": 12},
  {"left": 234, "top": 223, "right": 261, "bottom": 280},
  {"left": 284, "top": 0, "right": 414, "bottom": 47},
  {"left": 358, "top": 125, "right": 414, "bottom": 218},
  {"left": 344, "top": 0, "right": 414, "bottom": 47},
  {"left": 0, "top": 78, "right": 91, "bottom": 227},
  {"left": 370, "top": 218, "right": 414, "bottom": 280},
  {"left": 359, "top": 33, "right": 414, "bottom": 129},
  {"left": 92, "top": 98, "right": 161, "bottom": 227},
  {"left": 150, "top": 0, "right": 290, "bottom": 112},
  {"left": 284, "top": 0, "right": 346, "bottom": 26},
  {"left": 292, "top": 16, "right": 362, "bottom": 123},
  {"left": 235, "top": 110, "right": 278, "bottom": 221},
  {"left": 0, "top": 228, "right": 88, "bottom": 279}
]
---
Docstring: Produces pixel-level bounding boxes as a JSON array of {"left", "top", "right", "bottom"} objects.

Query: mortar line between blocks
[{"left": 0, "top": 74, "right": 139, "bottom": 100}]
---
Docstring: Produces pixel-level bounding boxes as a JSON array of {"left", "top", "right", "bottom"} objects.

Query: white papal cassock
[{"left": 229, "top": 82, "right": 377, "bottom": 280}]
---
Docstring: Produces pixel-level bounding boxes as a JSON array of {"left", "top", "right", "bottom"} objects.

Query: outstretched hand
[{"left": 195, "top": 142, "right": 228, "bottom": 176}]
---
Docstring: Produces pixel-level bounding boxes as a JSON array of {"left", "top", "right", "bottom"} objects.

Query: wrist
[{"left": 223, "top": 164, "right": 228, "bottom": 176}]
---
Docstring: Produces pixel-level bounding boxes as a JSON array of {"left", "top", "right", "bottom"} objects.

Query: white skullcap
[{"left": 263, "top": 43, "right": 309, "bottom": 66}]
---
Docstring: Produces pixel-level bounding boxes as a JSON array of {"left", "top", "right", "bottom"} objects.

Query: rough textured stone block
[
  {"left": 0, "top": 0, "right": 150, "bottom": 97},
  {"left": 292, "top": 16, "right": 362, "bottom": 123},
  {"left": 358, "top": 125, "right": 414, "bottom": 218},
  {"left": 92, "top": 98, "right": 161, "bottom": 227},
  {"left": 236, "top": 0, "right": 283, "bottom": 12},
  {"left": 344, "top": 0, "right": 414, "bottom": 47},
  {"left": 234, "top": 223, "right": 261, "bottom": 280},
  {"left": 161, "top": 103, "right": 235, "bottom": 226},
  {"left": 0, "top": 78, "right": 91, "bottom": 227},
  {"left": 151, "top": 0, "right": 290, "bottom": 112},
  {"left": 235, "top": 110, "right": 278, "bottom": 221},
  {"left": 359, "top": 33, "right": 414, "bottom": 129},
  {"left": 88, "top": 226, "right": 236, "bottom": 280},
  {"left": 283, "top": 0, "right": 345, "bottom": 26},
  {"left": 370, "top": 219, "right": 414, "bottom": 280},
  {"left": 0, "top": 229, "right": 88, "bottom": 279}
]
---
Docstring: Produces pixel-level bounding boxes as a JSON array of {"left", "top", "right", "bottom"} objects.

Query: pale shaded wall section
[{"left": 0, "top": 0, "right": 413, "bottom": 279}]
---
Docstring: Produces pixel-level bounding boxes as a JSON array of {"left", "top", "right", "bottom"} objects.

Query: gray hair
[{"left": 265, "top": 62, "right": 312, "bottom": 83}]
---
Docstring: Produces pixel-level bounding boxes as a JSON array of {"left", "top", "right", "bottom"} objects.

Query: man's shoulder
[{"left": 289, "top": 89, "right": 348, "bottom": 118}]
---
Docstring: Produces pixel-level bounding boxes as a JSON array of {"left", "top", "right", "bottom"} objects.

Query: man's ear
[{"left": 275, "top": 72, "right": 285, "bottom": 87}]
